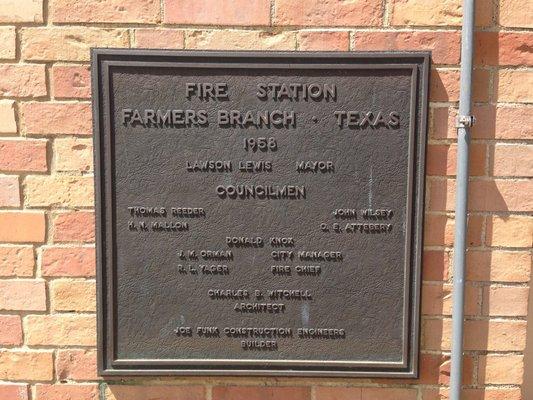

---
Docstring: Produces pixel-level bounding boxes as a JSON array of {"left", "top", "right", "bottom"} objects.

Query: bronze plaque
[{"left": 92, "top": 50, "right": 429, "bottom": 377}]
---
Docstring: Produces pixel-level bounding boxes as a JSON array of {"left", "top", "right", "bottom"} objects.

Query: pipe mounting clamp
[{"left": 456, "top": 115, "right": 476, "bottom": 128}]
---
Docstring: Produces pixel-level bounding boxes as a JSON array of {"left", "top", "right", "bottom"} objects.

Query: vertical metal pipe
[{"left": 450, "top": 0, "right": 476, "bottom": 399}]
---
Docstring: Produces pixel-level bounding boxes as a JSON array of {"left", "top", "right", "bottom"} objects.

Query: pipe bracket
[{"left": 456, "top": 115, "right": 476, "bottom": 128}]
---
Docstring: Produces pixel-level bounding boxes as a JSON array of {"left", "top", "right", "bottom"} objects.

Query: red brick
[
  {"left": 426, "top": 143, "right": 485, "bottom": 176},
  {"left": 429, "top": 179, "right": 533, "bottom": 212},
  {"left": 422, "top": 250, "right": 450, "bottom": 281},
  {"left": 26, "top": 314, "right": 96, "bottom": 346},
  {"left": 495, "top": 70, "right": 533, "bottom": 102},
  {"left": 482, "top": 286, "right": 529, "bottom": 316},
  {"left": 0, "top": 384, "right": 28, "bottom": 400},
  {"left": 41, "top": 246, "right": 95, "bottom": 277},
  {"left": 106, "top": 385, "right": 205, "bottom": 400},
  {"left": 473, "top": 106, "right": 533, "bottom": 140},
  {"left": 52, "top": 212, "right": 95, "bottom": 243},
  {"left": 134, "top": 29, "right": 185, "bottom": 49},
  {"left": 430, "top": 69, "right": 489, "bottom": 102},
  {"left": 0, "top": 100, "right": 17, "bottom": 133},
  {"left": 466, "top": 250, "right": 531, "bottom": 283},
  {"left": 52, "top": 65, "right": 91, "bottom": 99},
  {"left": 0, "top": 139, "right": 47, "bottom": 172},
  {"left": 478, "top": 354, "right": 524, "bottom": 384},
  {"left": 213, "top": 386, "right": 310, "bottom": 400},
  {"left": 164, "top": 0, "right": 270, "bottom": 25},
  {"left": 56, "top": 350, "right": 98, "bottom": 381},
  {"left": 475, "top": 32, "right": 533, "bottom": 66},
  {"left": 0, "top": 315, "right": 22, "bottom": 345},
  {"left": 422, "top": 283, "right": 479, "bottom": 316},
  {"left": 0, "top": 280, "right": 46, "bottom": 311},
  {"left": 491, "top": 144, "right": 533, "bottom": 177},
  {"left": 315, "top": 387, "right": 361, "bottom": 400},
  {"left": 35, "top": 384, "right": 98, "bottom": 400},
  {"left": 0, "top": 245, "right": 34, "bottom": 277},
  {"left": 0, "top": 64, "right": 46, "bottom": 98},
  {"left": 274, "top": 0, "right": 383, "bottom": 26},
  {"left": 0, "top": 350, "right": 53, "bottom": 381},
  {"left": 424, "top": 214, "right": 483, "bottom": 247},
  {"left": 0, "top": 211, "right": 46, "bottom": 243},
  {"left": 298, "top": 31, "right": 349, "bottom": 51},
  {"left": 0, "top": 176, "right": 20, "bottom": 207},
  {"left": 422, "top": 388, "right": 522, "bottom": 400},
  {"left": 361, "top": 387, "right": 416, "bottom": 400},
  {"left": 431, "top": 107, "right": 456, "bottom": 139},
  {"left": 486, "top": 215, "right": 533, "bottom": 247},
  {"left": 21, "top": 102, "right": 92, "bottom": 135},
  {"left": 499, "top": 0, "right": 533, "bottom": 28},
  {"left": 355, "top": 31, "right": 460, "bottom": 64},
  {"left": 390, "top": 0, "right": 492, "bottom": 27},
  {"left": 51, "top": 0, "right": 159, "bottom": 24}
]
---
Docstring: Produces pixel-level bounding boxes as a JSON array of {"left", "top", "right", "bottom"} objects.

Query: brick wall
[{"left": 0, "top": 0, "right": 531, "bottom": 399}]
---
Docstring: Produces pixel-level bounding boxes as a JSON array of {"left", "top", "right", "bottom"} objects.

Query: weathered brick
[
  {"left": 213, "top": 386, "right": 309, "bottom": 400},
  {"left": 106, "top": 385, "right": 205, "bottom": 400},
  {"left": 466, "top": 250, "right": 531, "bottom": 282},
  {"left": 478, "top": 354, "right": 524, "bottom": 384},
  {"left": 56, "top": 349, "right": 97, "bottom": 381},
  {"left": 134, "top": 29, "right": 185, "bottom": 49},
  {"left": 473, "top": 105, "right": 533, "bottom": 140},
  {"left": 21, "top": 27, "right": 129, "bottom": 61},
  {"left": 486, "top": 215, "right": 533, "bottom": 247},
  {"left": 0, "top": 139, "right": 47, "bottom": 172},
  {"left": 41, "top": 246, "right": 95, "bottom": 277},
  {"left": 426, "top": 143, "right": 485, "bottom": 176},
  {"left": 0, "top": 27, "right": 16, "bottom": 60},
  {"left": 25, "top": 314, "right": 96, "bottom": 346},
  {"left": 390, "top": 0, "right": 492, "bottom": 27},
  {"left": 499, "top": 0, "right": 533, "bottom": 28},
  {"left": 52, "top": 0, "right": 160, "bottom": 24},
  {"left": 429, "top": 179, "right": 533, "bottom": 212},
  {"left": 0, "top": 315, "right": 22, "bottom": 345},
  {"left": 0, "top": 100, "right": 17, "bottom": 133},
  {"left": 422, "top": 283, "right": 479, "bottom": 315},
  {"left": 424, "top": 214, "right": 483, "bottom": 247},
  {"left": 52, "top": 211, "right": 95, "bottom": 243},
  {"left": 186, "top": 30, "right": 295, "bottom": 51},
  {"left": 0, "top": 384, "right": 28, "bottom": 400},
  {"left": 422, "top": 250, "right": 450, "bottom": 281},
  {"left": 52, "top": 65, "right": 91, "bottom": 99},
  {"left": 482, "top": 286, "right": 529, "bottom": 316},
  {"left": 475, "top": 32, "right": 533, "bottom": 66},
  {"left": 361, "top": 387, "right": 417, "bottom": 400},
  {"left": 298, "top": 31, "right": 349, "bottom": 51},
  {"left": 0, "top": 280, "right": 46, "bottom": 311},
  {"left": 21, "top": 102, "right": 92, "bottom": 135},
  {"left": 274, "top": 0, "right": 382, "bottom": 26},
  {"left": 0, "top": 0, "right": 43, "bottom": 23},
  {"left": 0, "top": 350, "right": 53, "bottom": 380},
  {"left": 0, "top": 211, "right": 45, "bottom": 243},
  {"left": 0, "top": 245, "right": 34, "bottom": 277},
  {"left": 35, "top": 384, "right": 98, "bottom": 400},
  {"left": 0, "top": 176, "right": 20, "bottom": 207},
  {"left": 0, "top": 65, "right": 46, "bottom": 98},
  {"left": 496, "top": 70, "right": 533, "bottom": 102},
  {"left": 165, "top": 0, "right": 269, "bottom": 25},
  {"left": 25, "top": 175, "right": 94, "bottom": 207},
  {"left": 51, "top": 279, "right": 96, "bottom": 312},
  {"left": 354, "top": 31, "right": 460, "bottom": 64},
  {"left": 430, "top": 106, "right": 456, "bottom": 139},
  {"left": 491, "top": 144, "right": 533, "bottom": 177},
  {"left": 54, "top": 137, "right": 93, "bottom": 172}
]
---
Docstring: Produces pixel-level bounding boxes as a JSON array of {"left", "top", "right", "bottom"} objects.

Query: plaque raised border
[{"left": 92, "top": 49, "right": 430, "bottom": 377}]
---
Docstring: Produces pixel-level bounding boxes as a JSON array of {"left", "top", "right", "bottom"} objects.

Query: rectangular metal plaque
[{"left": 93, "top": 50, "right": 429, "bottom": 377}]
